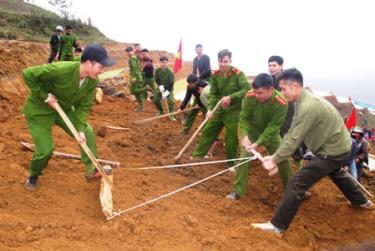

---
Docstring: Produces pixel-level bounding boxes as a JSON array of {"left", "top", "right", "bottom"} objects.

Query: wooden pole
[
  {"left": 105, "top": 125, "right": 130, "bottom": 131},
  {"left": 174, "top": 98, "right": 223, "bottom": 162},
  {"left": 344, "top": 169, "right": 374, "bottom": 198},
  {"left": 135, "top": 107, "right": 198, "bottom": 124},
  {"left": 52, "top": 101, "right": 113, "bottom": 187},
  {"left": 20, "top": 141, "right": 121, "bottom": 167}
]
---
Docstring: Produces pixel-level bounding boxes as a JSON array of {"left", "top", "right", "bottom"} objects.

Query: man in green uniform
[
  {"left": 191, "top": 49, "right": 250, "bottom": 165},
  {"left": 23, "top": 44, "right": 115, "bottom": 191},
  {"left": 226, "top": 73, "right": 292, "bottom": 200},
  {"left": 178, "top": 74, "right": 208, "bottom": 134},
  {"left": 153, "top": 56, "right": 176, "bottom": 120},
  {"left": 125, "top": 46, "right": 147, "bottom": 111},
  {"left": 59, "top": 25, "right": 79, "bottom": 61},
  {"left": 252, "top": 68, "right": 373, "bottom": 234}
]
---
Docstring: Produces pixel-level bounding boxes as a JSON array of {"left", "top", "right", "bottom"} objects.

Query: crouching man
[{"left": 23, "top": 44, "right": 115, "bottom": 191}]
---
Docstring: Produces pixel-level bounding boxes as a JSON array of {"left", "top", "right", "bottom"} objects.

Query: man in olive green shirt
[
  {"left": 192, "top": 49, "right": 250, "bottom": 165},
  {"left": 125, "top": 46, "right": 147, "bottom": 111},
  {"left": 23, "top": 44, "right": 115, "bottom": 191},
  {"left": 226, "top": 73, "right": 292, "bottom": 200},
  {"left": 252, "top": 68, "right": 373, "bottom": 234}
]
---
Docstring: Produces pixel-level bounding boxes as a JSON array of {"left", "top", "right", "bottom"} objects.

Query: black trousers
[
  {"left": 271, "top": 151, "right": 368, "bottom": 230},
  {"left": 47, "top": 50, "right": 58, "bottom": 63}
]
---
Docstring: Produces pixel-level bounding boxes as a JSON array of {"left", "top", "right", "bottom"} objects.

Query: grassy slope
[{"left": 0, "top": 0, "right": 112, "bottom": 43}]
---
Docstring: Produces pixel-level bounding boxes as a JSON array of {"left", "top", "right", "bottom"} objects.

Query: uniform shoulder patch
[
  {"left": 274, "top": 95, "right": 287, "bottom": 105},
  {"left": 232, "top": 67, "right": 241, "bottom": 75},
  {"left": 246, "top": 90, "right": 255, "bottom": 97}
]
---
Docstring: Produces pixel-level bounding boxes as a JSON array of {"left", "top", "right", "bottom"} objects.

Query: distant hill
[{"left": 0, "top": 0, "right": 113, "bottom": 43}]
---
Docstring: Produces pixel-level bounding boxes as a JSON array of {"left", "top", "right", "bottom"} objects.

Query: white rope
[
  {"left": 127, "top": 156, "right": 253, "bottom": 170},
  {"left": 107, "top": 158, "right": 255, "bottom": 220}
]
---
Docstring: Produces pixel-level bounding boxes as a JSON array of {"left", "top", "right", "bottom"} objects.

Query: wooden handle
[
  {"left": 52, "top": 101, "right": 113, "bottom": 187},
  {"left": 174, "top": 99, "right": 223, "bottom": 161},
  {"left": 135, "top": 107, "right": 198, "bottom": 124},
  {"left": 250, "top": 149, "right": 264, "bottom": 162}
]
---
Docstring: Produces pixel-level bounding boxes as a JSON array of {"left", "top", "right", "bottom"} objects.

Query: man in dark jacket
[
  {"left": 193, "top": 44, "right": 211, "bottom": 82},
  {"left": 47, "top": 26, "right": 63, "bottom": 63}
]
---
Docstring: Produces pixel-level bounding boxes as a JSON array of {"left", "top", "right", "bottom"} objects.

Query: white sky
[{"left": 32, "top": 0, "right": 375, "bottom": 102}]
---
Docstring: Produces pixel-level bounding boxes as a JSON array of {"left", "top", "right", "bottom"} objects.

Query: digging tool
[
  {"left": 163, "top": 98, "right": 170, "bottom": 116},
  {"left": 135, "top": 107, "right": 198, "bottom": 124},
  {"left": 174, "top": 98, "right": 224, "bottom": 162},
  {"left": 105, "top": 125, "right": 130, "bottom": 131},
  {"left": 107, "top": 157, "right": 256, "bottom": 220},
  {"left": 343, "top": 169, "right": 374, "bottom": 198},
  {"left": 51, "top": 99, "right": 113, "bottom": 187},
  {"left": 20, "top": 141, "right": 121, "bottom": 167}
]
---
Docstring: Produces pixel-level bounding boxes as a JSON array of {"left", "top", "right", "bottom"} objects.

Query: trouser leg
[
  {"left": 26, "top": 116, "right": 55, "bottom": 177},
  {"left": 152, "top": 90, "right": 163, "bottom": 113},
  {"left": 48, "top": 50, "right": 58, "bottom": 63},
  {"left": 270, "top": 152, "right": 363, "bottom": 230},
  {"left": 234, "top": 148, "right": 252, "bottom": 197},
  {"left": 265, "top": 138, "right": 292, "bottom": 188},
  {"left": 55, "top": 112, "right": 98, "bottom": 175},
  {"left": 223, "top": 114, "right": 239, "bottom": 167},
  {"left": 192, "top": 117, "right": 223, "bottom": 158}
]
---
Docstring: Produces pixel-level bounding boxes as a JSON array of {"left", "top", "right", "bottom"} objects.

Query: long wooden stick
[
  {"left": 135, "top": 107, "right": 198, "bottom": 124},
  {"left": 344, "top": 169, "right": 374, "bottom": 198},
  {"left": 163, "top": 98, "right": 170, "bottom": 115},
  {"left": 127, "top": 156, "right": 253, "bottom": 170},
  {"left": 20, "top": 141, "right": 120, "bottom": 167},
  {"left": 174, "top": 98, "right": 223, "bottom": 162},
  {"left": 105, "top": 125, "right": 130, "bottom": 131},
  {"left": 52, "top": 101, "right": 113, "bottom": 187}
]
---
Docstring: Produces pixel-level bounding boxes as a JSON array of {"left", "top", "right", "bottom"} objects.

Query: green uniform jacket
[
  {"left": 22, "top": 61, "right": 97, "bottom": 132},
  {"left": 155, "top": 67, "right": 175, "bottom": 91},
  {"left": 239, "top": 89, "right": 288, "bottom": 145},
  {"left": 129, "top": 55, "right": 143, "bottom": 82},
  {"left": 59, "top": 34, "right": 77, "bottom": 60},
  {"left": 208, "top": 66, "right": 249, "bottom": 113},
  {"left": 273, "top": 89, "right": 352, "bottom": 163}
]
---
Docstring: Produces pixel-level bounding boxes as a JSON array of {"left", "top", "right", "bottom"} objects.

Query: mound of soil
[{"left": 0, "top": 94, "right": 374, "bottom": 251}]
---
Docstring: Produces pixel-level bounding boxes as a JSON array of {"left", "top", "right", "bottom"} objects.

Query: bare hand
[
  {"left": 46, "top": 94, "right": 57, "bottom": 109},
  {"left": 222, "top": 96, "right": 231, "bottom": 108},
  {"left": 78, "top": 132, "right": 86, "bottom": 144},
  {"left": 206, "top": 110, "right": 213, "bottom": 119},
  {"left": 262, "top": 156, "right": 278, "bottom": 176}
]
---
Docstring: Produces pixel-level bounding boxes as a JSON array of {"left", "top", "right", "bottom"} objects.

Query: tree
[{"left": 48, "top": 0, "right": 72, "bottom": 20}]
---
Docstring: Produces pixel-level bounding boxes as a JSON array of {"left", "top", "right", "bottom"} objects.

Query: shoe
[
  {"left": 251, "top": 221, "right": 283, "bottom": 234},
  {"left": 351, "top": 200, "right": 374, "bottom": 210},
  {"left": 155, "top": 112, "right": 163, "bottom": 116},
  {"left": 304, "top": 191, "right": 312, "bottom": 200},
  {"left": 24, "top": 176, "right": 39, "bottom": 191},
  {"left": 134, "top": 107, "right": 143, "bottom": 112},
  {"left": 170, "top": 116, "right": 177, "bottom": 122},
  {"left": 85, "top": 170, "right": 102, "bottom": 182},
  {"left": 226, "top": 191, "right": 240, "bottom": 200}
]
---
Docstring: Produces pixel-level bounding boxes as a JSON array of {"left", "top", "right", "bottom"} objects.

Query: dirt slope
[{"left": 0, "top": 95, "right": 375, "bottom": 251}]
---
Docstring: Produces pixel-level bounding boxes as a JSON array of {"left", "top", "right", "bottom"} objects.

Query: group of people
[
  {"left": 48, "top": 25, "right": 82, "bottom": 63},
  {"left": 22, "top": 37, "right": 374, "bottom": 235}
]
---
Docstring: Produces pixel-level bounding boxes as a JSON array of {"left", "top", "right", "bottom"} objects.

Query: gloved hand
[
  {"left": 162, "top": 90, "right": 170, "bottom": 99},
  {"left": 159, "top": 85, "right": 165, "bottom": 93}
]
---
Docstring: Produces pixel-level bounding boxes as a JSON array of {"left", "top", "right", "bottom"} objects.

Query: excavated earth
[{"left": 0, "top": 39, "right": 375, "bottom": 251}]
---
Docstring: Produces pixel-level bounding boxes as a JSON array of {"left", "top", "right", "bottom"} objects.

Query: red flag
[
  {"left": 345, "top": 108, "right": 356, "bottom": 130},
  {"left": 173, "top": 39, "right": 182, "bottom": 73}
]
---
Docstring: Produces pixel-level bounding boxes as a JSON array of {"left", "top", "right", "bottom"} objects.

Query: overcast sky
[{"left": 32, "top": 0, "right": 374, "bottom": 103}]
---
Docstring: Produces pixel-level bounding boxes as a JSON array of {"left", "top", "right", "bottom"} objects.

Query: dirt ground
[{"left": 0, "top": 93, "right": 375, "bottom": 251}]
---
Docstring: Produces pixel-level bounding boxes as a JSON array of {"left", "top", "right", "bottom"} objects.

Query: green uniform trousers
[
  {"left": 60, "top": 53, "right": 74, "bottom": 61},
  {"left": 26, "top": 112, "right": 98, "bottom": 177},
  {"left": 182, "top": 100, "right": 207, "bottom": 134},
  {"left": 153, "top": 90, "right": 175, "bottom": 114},
  {"left": 234, "top": 135, "right": 292, "bottom": 197},
  {"left": 192, "top": 112, "right": 239, "bottom": 166},
  {"left": 130, "top": 81, "right": 147, "bottom": 109},
  {"left": 144, "top": 78, "right": 157, "bottom": 93}
]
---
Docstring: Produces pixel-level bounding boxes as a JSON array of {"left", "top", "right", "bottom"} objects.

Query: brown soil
[{"left": 1, "top": 39, "right": 375, "bottom": 251}]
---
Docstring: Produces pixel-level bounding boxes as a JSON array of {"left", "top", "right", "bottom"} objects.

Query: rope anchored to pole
[{"left": 107, "top": 157, "right": 256, "bottom": 220}]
